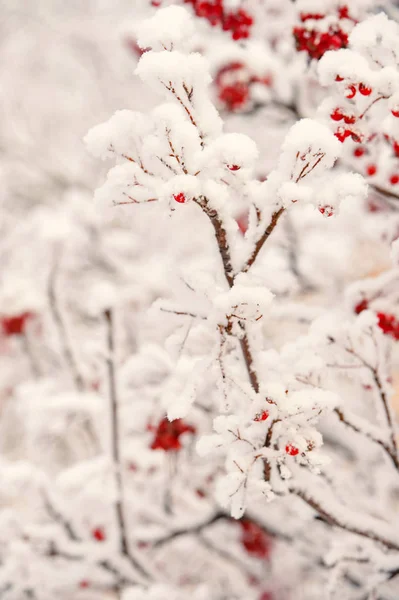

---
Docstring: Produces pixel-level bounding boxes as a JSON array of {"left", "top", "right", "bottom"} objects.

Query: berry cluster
[
  {"left": 150, "top": 417, "right": 196, "bottom": 451},
  {"left": 254, "top": 410, "right": 269, "bottom": 422},
  {"left": 285, "top": 444, "right": 299, "bottom": 456},
  {"left": 354, "top": 301, "right": 399, "bottom": 341},
  {"left": 184, "top": 0, "right": 253, "bottom": 40},
  {"left": 1, "top": 312, "right": 33, "bottom": 337},
  {"left": 239, "top": 519, "right": 272, "bottom": 559},
  {"left": 216, "top": 62, "right": 272, "bottom": 112},
  {"left": 293, "top": 6, "right": 355, "bottom": 60}
]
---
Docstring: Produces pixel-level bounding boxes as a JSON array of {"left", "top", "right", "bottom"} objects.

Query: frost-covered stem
[
  {"left": 48, "top": 254, "right": 85, "bottom": 392},
  {"left": 198, "top": 533, "right": 258, "bottom": 580},
  {"left": 42, "top": 492, "right": 80, "bottom": 542},
  {"left": 371, "top": 369, "right": 399, "bottom": 466},
  {"left": 334, "top": 408, "right": 399, "bottom": 472},
  {"left": 152, "top": 512, "right": 225, "bottom": 547},
  {"left": 243, "top": 207, "right": 285, "bottom": 273},
  {"left": 291, "top": 486, "right": 399, "bottom": 551},
  {"left": 199, "top": 200, "right": 260, "bottom": 392},
  {"left": 345, "top": 346, "right": 399, "bottom": 466},
  {"left": 104, "top": 309, "right": 151, "bottom": 581}
]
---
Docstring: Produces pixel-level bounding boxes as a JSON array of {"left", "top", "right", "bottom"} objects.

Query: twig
[
  {"left": 243, "top": 207, "right": 285, "bottom": 273},
  {"left": 104, "top": 309, "right": 151, "bottom": 581},
  {"left": 291, "top": 486, "right": 399, "bottom": 551}
]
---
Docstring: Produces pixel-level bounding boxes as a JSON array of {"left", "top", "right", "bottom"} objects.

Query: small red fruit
[
  {"left": 319, "top": 206, "right": 334, "bottom": 217},
  {"left": 359, "top": 83, "right": 372, "bottom": 96},
  {"left": 366, "top": 164, "right": 377, "bottom": 176},
  {"left": 390, "top": 174, "right": 399, "bottom": 185},
  {"left": 92, "top": 527, "right": 106, "bottom": 542},
  {"left": 285, "top": 444, "right": 299, "bottom": 456},
  {"left": 354, "top": 299, "right": 368, "bottom": 314},
  {"left": 1, "top": 312, "right": 34, "bottom": 337},
  {"left": 392, "top": 110, "right": 399, "bottom": 118},
  {"left": 343, "top": 114, "right": 356, "bottom": 125},
  {"left": 79, "top": 581, "right": 90, "bottom": 589},
  {"left": 173, "top": 192, "right": 186, "bottom": 204},
  {"left": 228, "top": 164, "right": 241, "bottom": 171},
  {"left": 353, "top": 146, "right": 365, "bottom": 158},
  {"left": 335, "top": 75, "right": 344, "bottom": 82},
  {"left": 239, "top": 519, "right": 272, "bottom": 559},
  {"left": 346, "top": 85, "right": 357, "bottom": 99},
  {"left": 330, "top": 108, "right": 343, "bottom": 121},
  {"left": 254, "top": 410, "right": 269, "bottom": 422}
]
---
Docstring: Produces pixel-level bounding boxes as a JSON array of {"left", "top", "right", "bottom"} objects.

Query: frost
[{"left": 136, "top": 6, "right": 195, "bottom": 52}]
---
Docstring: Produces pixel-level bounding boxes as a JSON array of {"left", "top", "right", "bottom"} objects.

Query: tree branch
[
  {"left": 104, "top": 309, "right": 151, "bottom": 581},
  {"left": 243, "top": 207, "right": 285, "bottom": 273}
]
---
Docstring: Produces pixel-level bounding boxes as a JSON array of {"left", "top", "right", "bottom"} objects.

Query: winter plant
[{"left": 1, "top": 2, "right": 399, "bottom": 600}]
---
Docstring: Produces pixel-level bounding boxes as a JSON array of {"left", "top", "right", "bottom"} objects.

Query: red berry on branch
[
  {"left": 228, "top": 164, "right": 241, "bottom": 171},
  {"left": 343, "top": 114, "right": 356, "bottom": 125},
  {"left": 219, "top": 82, "right": 249, "bottom": 111},
  {"left": 79, "top": 580, "right": 90, "bottom": 589},
  {"left": 335, "top": 128, "right": 352, "bottom": 143},
  {"left": 254, "top": 410, "right": 269, "bottom": 422},
  {"left": 346, "top": 85, "right": 357, "bottom": 99},
  {"left": 390, "top": 174, "right": 399, "bottom": 185},
  {"left": 377, "top": 313, "right": 399, "bottom": 340},
  {"left": 331, "top": 108, "right": 344, "bottom": 121},
  {"left": 366, "top": 164, "right": 377, "bottom": 176},
  {"left": 150, "top": 417, "right": 196, "bottom": 452},
  {"left": 1, "top": 312, "right": 34, "bottom": 337},
  {"left": 92, "top": 527, "right": 106, "bottom": 542},
  {"left": 392, "top": 110, "right": 399, "bottom": 118},
  {"left": 353, "top": 147, "right": 365, "bottom": 158},
  {"left": 319, "top": 206, "right": 334, "bottom": 217},
  {"left": 354, "top": 299, "right": 368, "bottom": 314},
  {"left": 393, "top": 141, "right": 399, "bottom": 157},
  {"left": 285, "top": 444, "right": 299, "bottom": 456},
  {"left": 173, "top": 192, "right": 186, "bottom": 204},
  {"left": 239, "top": 519, "right": 272, "bottom": 559},
  {"left": 335, "top": 75, "right": 344, "bottom": 82},
  {"left": 359, "top": 83, "right": 372, "bottom": 96}
]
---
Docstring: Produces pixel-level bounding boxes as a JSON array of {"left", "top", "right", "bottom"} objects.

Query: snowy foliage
[{"left": 2, "top": 2, "right": 399, "bottom": 600}]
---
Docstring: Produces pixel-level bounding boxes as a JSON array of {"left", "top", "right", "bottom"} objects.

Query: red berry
[
  {"left": 219, "top": 82, "right": 249, "bottom": 111},
  {"left": 1, "top": 312, "right": 34, "bottom": 337},
  {"left": 377, "top": 313, "right": 399, "bottom": 340},
  {"left": 335, "top": 75, "right": 344, "bottom": 82},
  {"left": 353, "top": 146, "right": 365, "bottom": 158},
  {"left": 392, "top": 110, "right": 399, "bottom": 118},
  {"left": 79, "top": 580, "right": 90, "bottom": 589},
  {"left": 338, "top": 6, "right": 350, "bottom": 19},
  {"left": 359, "top": 83, "right": 372, "bottom": 96},
  {"left": 239, "top": 519, "right": 272, "bottom": 559},
  {"left": 366, "top": 164, "right": 377, "bottom": 176},
  {"left": 173, "top": 192, "right": 186, "bottom": 204},
  {"left": 346, "top": 85, "right": 357, "bottom": 99},
  {"left": 335, "top": 128, "right": 352, "bottom": 143},
  {"left": 390, "top": 174, "right": 399, "bottom": 185},
  {"left": 92, "top": 527, "right": 106, "bottom": 542},
  {"left": 343, "top": 114, "right": 356, "bottom": 125},
  {"left": 254, "top": 410, "right": 269, "bottom": 422},
  {"left": 354, "top": 299, "right": 368, "bottom": 314},
  {"left": 393, "top": 141, "right": 399, "bottom": 157},
  {"left": 150, "top": 417, "right": 196, "bottom": 452},
  {"left": 228, "top": 164, "right": 241, "bottom": 171},
  {"left": 319, "top": 206, "right": 334, "bottom": 217},
  {"left": 331, "top": 108, "right": 343, "bottom": 121},
  {"left": 285, "top": 444, "right": 299, "bottom": 456}
]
